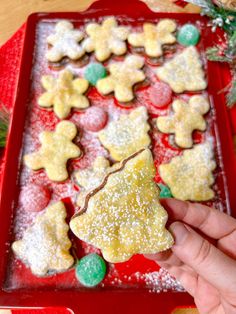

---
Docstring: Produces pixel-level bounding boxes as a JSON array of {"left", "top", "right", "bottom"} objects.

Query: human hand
[{"left": 146, "top": 198, "right": 236, "bottom": 314}]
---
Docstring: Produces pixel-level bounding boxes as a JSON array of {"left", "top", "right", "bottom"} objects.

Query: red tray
[{"left": 0, "top": 0, "right": 236, "bottom": 313}]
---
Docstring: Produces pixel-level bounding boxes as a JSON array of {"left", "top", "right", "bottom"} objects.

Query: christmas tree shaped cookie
[
  {"left": 75, "top": 156, "right": 120, "bottom": 207},
  {"left": 156, "top": 46, "right": 207, "bottom": 93},
  {"left": 98, "top": 107, "right": 151, "bottom": 161},
  {"left": 156, "top": 95, "right": 210, "bottom": 148},
  {"left": 82, "top": 17, "right": 129, "bottom": 62},
  {"left": 38, "top": 69, "right": 89, "bottom": 119},
  {"left": 159, "top": 141, "right": 216, "bottom": 201},
  {"left": 46, "top": 21, "right": 85, "bottom": 62},
  {"left": 96, "top": 55, "right": 145, "bottom": 102},
  {"left": 128, "top": 19, "right": 177, "bottom": 57},
  {"left": 70, "top": 149, "right": 174, "bottom": 263},
  {"left": 12, "top": 201, "right": 74, "bottom": 276},
  {"left": 24, "top": 121, "right": 81, "bottom": 182}
]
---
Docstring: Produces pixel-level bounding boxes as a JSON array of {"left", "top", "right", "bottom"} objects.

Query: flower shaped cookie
[
  {"left": 82, "top": 17, "right": 129, "bottom": 62},
  {"left": 46, "top": 20, "right": 85, "bottom": 62},
  {"left": 96, "top": 55, "right": 145, "bottom": 102},
  {"left": 98, "top": 106, "right": 151, "bottom": 161},
  {"left": 156, "top": 95, "right": 210, "bottom": 148},
  {"left": 12, "top": 201, "right": 74, "bottom": 276},
  {"left": 156, "top": 46, "right": 207, "bottom": 93},
  {"left": 38, "top": 70, "right": 89, "bottom": 119},
  {"left": 128, "top": 19, "right": 177, "bottom": 57},
  {"left": 159, "top": 141, "right": 216, "bottom": 201},
  {"left": 24, "top": 121, "right": 81, "bottom": 182},
  {"left": 75, "top": 156, "right": 119, "bottom": 207},
  {"left": 70, "top": 149, "right": 174, "bottom": 263}
]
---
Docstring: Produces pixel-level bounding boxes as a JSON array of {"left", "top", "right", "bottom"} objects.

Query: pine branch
[
  {"left": 206, "top": 47, "right": 232, "bottom": 61},
  {"left": 227, "top": 79, "right": 236, "bottom": 107},
  {"left": 0, "top": 106, "right": 9, "bottom": 148}
]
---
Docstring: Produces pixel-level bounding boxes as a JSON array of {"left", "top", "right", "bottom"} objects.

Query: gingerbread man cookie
[
  {"left": 38, "top": 70, "right": 89, "bottom": 119},
  {"left": 82, "top": 17, "right": 129, "bottom": 62},
  {"left": 24, "top": 121, "right": 81, "bottom": 182},
  {"left": 156, "top": 46, "right": 207, "bottom": 93},
  {"left": 96, "top": 55, "right": 145, "bottom": 102},
  {"left": 70, "top": 149, "right": 174, "bottom": 263},
  {"left": 75, "top": 156, "right": 119, "bottom": 207},
  {"left": 156, "top": 95, "right": 210, "bottom": 148},
  {"left": 159, "top": 141, "right": 216, "bottom": 201},
  {"left": 128, "top": 19, "right": 177, "bottom": 57},
  {"left": 46, "top": 20, "right": 85, "bottom": 62},
  {"left": 98, "top": 106, "right": 151, "bottom": 161},
  {"left": 12, "top": 201, "right": 74, "bottom": 276}
]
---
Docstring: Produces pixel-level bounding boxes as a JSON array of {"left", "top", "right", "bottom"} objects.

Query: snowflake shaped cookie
[
  {"left": 70, "top": 149, "right": 174, "bottom": 263},
  {"left": 12, "top": 201, "right": 74, "bottom": 276},
  {"left": 75, "top": 156, "right": 119, "bottom": 207},
  {"left": 24, "top": 121, "right": 81, "bottom": 182},
  {"left": 98, "top": 106, "right": 151, "bottom": 161},
  {"left": 156, "top": 95, "right": 210, "bottom": 148},
  {"left": 82, "top": 17, "right": 129, "bottom": 62},
  {"left": 97, "top": 55, "right": 145, "bottom": 102},
  {"left": 156, "top": 46, "right": 207, "bottom": 93},
  {"left": 38, "top": 70, "right": 89, "bottom": 119},
  {"left": 128, "top": 19, "right": 177, "bottom": 57},
  {"left": 46, "top": 20, "right": 85, "bottom": 62},
  {"left": 159, "top": 141, "right": 216, "bottom": 201}
]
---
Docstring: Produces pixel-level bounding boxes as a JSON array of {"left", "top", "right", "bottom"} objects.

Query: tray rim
[{"left": 0, "top": 0, "right": 236, "bottom": 313}]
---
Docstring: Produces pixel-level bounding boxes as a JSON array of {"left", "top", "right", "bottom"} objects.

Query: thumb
[{"left": 170, "top": 222, "right": 236, "bottom": 295}]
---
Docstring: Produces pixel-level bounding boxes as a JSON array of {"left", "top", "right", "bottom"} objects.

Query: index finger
[{"left": 162, "top": 198, "right": 236, "bottom": 240}]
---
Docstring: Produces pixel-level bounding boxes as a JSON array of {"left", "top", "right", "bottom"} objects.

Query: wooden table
[{"left": 0, "top": 1, "right": 215, "bottom": 314}]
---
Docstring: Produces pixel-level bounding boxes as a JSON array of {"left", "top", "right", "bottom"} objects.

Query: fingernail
[{"left": 169, "top": 222, "right": 189, "bottom": 246}]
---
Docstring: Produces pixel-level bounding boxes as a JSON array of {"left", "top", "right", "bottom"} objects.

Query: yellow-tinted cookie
[
  {"left": 159, "top": 141, "right": 216, "bottom": 201},
  {"left": 24, "top": 121, "right": 81, "bottom": 182},
  {"left": 38, "top": 69, "right": 89, "bottom": 119},
  {"left": 156, "top": 95, "right": 210, "bottom": 148},
  {"left": 75, "top": 156, "right": 119, "bottom": 207},
  {"left": 70, "top": 149, "right": 174, "bottom": 263},
  {"left": 12, "top": 201, "right": 74, "bottom": 276},
  {"left": 82, "top": 17, "right": 129, "bottom": 62},
  {"left": 128, "top": 19, "right": 176, "bottom": 57},
  {"left": 96, "top": 55, "right": 145, "bottom": 102},
  {"left": 156, "top": 46, "right": 207, "bottom": 93},
  {"left": 46, "top": 20, "right": 85, "bottom": 62},
  {"left": 98, "top": 106, "right": 151, "bottom": 161}
]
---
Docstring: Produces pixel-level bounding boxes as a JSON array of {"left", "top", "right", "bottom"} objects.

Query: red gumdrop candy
[
  {"left": 81, "top": 107, "right": 108, "bottom": 132},
  {"left": 19, "top": 184, "right": 51, "bottom": 212},
  {"left": 149, "top": 81, "right": 172, "bottom": 108}
]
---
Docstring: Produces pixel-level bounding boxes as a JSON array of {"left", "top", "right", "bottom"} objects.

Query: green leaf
[{"left": 206, "top": 47, "right": 231, "bottom": 62}]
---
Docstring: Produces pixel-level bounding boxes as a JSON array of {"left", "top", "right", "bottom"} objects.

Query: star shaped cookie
[
  {"left": 128, "top": 19, "right": 177, "bottom": 57},
  {"left": 98, "top": 106, "right": 151, "bottom": 161},
  {"left": 38, "top": 70, "right": 89, "bottom": 119},
  {"left": 159, "top": 141, "right": 216, "bottom": 201},
  {"left": 156, "top": 46, "right": 207, "bottom": 93},
  {"left": 75, "top": 156, "right": 119, "bottom": 207},
  {"left": 82, "top": 17, "right": 129, "bottom": 62},
  {"left": 24, "top": 121, "right": 81, "bottom": 182},
  {"left": 156, "top": 95, "right": 210, "bottom": 148},
  {"left": 12, "top": 201, "right": 74, "bottom": 276},
  {"left": 70, "top": 149, "right": 174, "bottom": 263},
  {"left": 46, "top": 20, "right": 85, "bottom": 62},
  {"left": 96, "top": 55, "right": 145, "bottom": 102}
]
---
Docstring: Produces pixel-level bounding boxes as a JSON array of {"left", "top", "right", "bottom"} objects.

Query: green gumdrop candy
[
  {"left": 158, "top": 183, "right": 173, "bottom": 199},
  {"left": 84, "top": 63, "right": 107, "bottom": 86},
  {"left": 177, "top": 24, "right": 200, "bottom": 46},
  {"left": 75, "top": 253, "right": 106, "bottom": 287}
]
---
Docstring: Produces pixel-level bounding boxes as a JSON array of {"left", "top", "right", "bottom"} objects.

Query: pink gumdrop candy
[
  {"left": 19, "top": 184, "right": 51, "bottom": 212},
  {"left": 149, "top": 81, "right": 172, "bottom": 108},
  {"left": 81, "top": 107, "right": 108, "bottom": 132}
]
